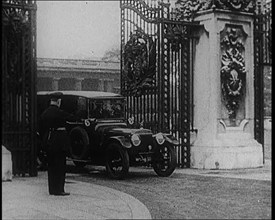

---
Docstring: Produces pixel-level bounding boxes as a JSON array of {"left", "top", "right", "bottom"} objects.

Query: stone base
[
  {"left": 2, "top": 145, "right": 13, "bottom": 181},
  {"left": 190, "top": 133, "right": 263, "bottom": 169}
]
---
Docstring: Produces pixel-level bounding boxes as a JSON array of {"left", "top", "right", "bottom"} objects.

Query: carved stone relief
[{"left": 220, "top": 25, "right": 247, "bottom": 126}]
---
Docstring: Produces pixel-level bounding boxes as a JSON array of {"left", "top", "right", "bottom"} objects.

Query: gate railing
[
  {"left": 2, "top": 0, "right": 37, "bottom": 176},
  {"left": 254, "top": 0, "right": 272, "bottom": 162},
  {"left": 120, "top": 0, "right": 200, "bottom": 167}
]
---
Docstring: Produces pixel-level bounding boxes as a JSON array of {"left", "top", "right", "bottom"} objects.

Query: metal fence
[
  {"left": 120, "top": 0, "right": 200, "bottom": 167},
  {"left": 254, "top": 0, "right": 272, "bottom": 162},
  {"left": 2, "top": 0, "right": 37, "bottom": 176}
]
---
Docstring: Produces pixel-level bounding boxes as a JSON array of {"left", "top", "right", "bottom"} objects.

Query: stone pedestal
[
  {"left": 191, "top": 128, "right": 263, "bottom": 169},
  {"left": 191, "top": 9, "right": 263, "bottom": 169},
  {"left": 52, "top": 77, "right": 60, "bottom": 91},
  {"left": 98, "top": 79, "right": 114, "bottom": 92},
  {"left": 105, "top": 79, "right": 114, "bottom": 92},
  {"left": 75, "top": 78, "right": 84, "bottom": 91},
  {"left": 2, "top": 145, "right": 13, "bottom": 181}
]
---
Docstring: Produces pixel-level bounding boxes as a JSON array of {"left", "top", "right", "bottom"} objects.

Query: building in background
[{"left": 37, "top": 58, "right": 120, "bottom": 93}]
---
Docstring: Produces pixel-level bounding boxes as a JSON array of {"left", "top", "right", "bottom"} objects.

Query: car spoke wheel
[
  {"left": 105, "top": 143, "right": 129, "bottom": 179},
  {"left": 69, "top": 127, "right": 90, "bottom": 160},
  {"left": 71, "top": 138, "right": 84, "bottom": 156},
  {"left": 152, "top": 144, "right": 176, "bottom": 177}
]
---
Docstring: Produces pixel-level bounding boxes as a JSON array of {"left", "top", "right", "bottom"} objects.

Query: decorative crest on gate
[
  {"left": 2, "top": 2, "right": 31, "bottom": 33},
  {"left": 164, "top": 22, "right": 189, "bottom": 51},
  {"left": 122, "top": 29, "right": 156, "bottom": 96}
]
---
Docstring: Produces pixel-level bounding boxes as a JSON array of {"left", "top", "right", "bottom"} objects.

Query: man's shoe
[{"left": 54, "top": 192, "right": 70, "bottom": 196}]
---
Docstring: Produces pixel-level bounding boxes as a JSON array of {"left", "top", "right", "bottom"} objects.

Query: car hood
[
  {"left": 110, "top": 127, "right": 153, "bottom": 136},
  {"left": 95, "top": 122, "right": 153, "bottom": 136}
]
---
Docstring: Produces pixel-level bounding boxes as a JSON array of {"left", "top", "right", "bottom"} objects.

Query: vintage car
[{"left": 37, "top": 91, "right": 178, "bottom": 179}]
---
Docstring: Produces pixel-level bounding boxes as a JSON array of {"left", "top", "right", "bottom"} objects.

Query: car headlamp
[
  {"left": 131, "top": 134, "right": 141, "bottom": 146},
  {"left": 155, "top": 133, "right": 165, "bottom": 145}
]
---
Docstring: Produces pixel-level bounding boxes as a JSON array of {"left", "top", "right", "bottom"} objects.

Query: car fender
[
  {"left": 153, "top": 132, "right": 179, "bottom": 146},
  {"left": 107, "top": 136, "right": 132, "bottom": 149}
]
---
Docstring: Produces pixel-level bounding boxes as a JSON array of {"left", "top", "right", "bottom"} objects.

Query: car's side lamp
[{"left": 84, "top": 118, "right": 97, "bottom": 127}]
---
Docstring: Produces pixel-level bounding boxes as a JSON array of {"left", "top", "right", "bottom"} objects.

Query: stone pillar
[
  {"left": 75, "top": 78, "right": 84, "bottom": 91},
  {"left": 105, "top": 79, "right": 114, "bottom": 92},
  {"left": 2, "top": 145, "right": 12, "bottom": 181},
  {"left": 98, "top": 78, "right": 114, "bottom": 92},
  {"left": 52, "top": 77, "right": 60, "bottom": 91},
  {"left": 189, "top": 2, "right": 263, "bottom": 169},
  {"left": 98, "top": 79, "right": 105, "bottom": 91}
]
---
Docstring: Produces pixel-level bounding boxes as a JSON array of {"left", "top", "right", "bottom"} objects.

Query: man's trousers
[{"left": 47, "top": 151, "right": 66, "bottom": 195}]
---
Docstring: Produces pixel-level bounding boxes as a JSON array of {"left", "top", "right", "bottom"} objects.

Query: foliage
[
  {"left": 102, "top": 47, "right": 120, "bottom": 62},
  {"left": 264, "top": 67, "right": 272, "bottom": 116}
]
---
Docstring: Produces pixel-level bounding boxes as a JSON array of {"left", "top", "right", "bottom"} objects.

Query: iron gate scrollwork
[
  {"left": 121, "top": 0, "right": 199, "bottom": 167},
  {"left": 2, "top": 0, "right": 37, "bottom": 176},
  {"left": 123, "top": 29, "right": 156, "bottom": 96}
]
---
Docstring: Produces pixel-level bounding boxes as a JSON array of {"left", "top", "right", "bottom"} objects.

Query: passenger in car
[
  {"left": 91, "top": 103, "right": 103, "bottom": 118},
  {"left": 102, "top": 103, "right": 111, "bottom": 118}
]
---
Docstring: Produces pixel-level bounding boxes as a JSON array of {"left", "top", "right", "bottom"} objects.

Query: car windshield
[{"left": 89, "top": 99, "right": 125, "bottom": 119}]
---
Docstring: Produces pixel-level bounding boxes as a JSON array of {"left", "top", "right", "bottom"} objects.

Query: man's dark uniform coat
[{"left": 39, "top": 95, "right": 76, "bottom": 195}]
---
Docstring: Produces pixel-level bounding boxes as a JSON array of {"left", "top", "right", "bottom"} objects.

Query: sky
[{"left": 37, "top": 1, "right": 121, "bottom": 59}]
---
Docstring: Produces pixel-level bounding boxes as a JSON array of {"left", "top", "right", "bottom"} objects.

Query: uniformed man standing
[{"left": 39, "top": 92, "right": 76, "bottom": 196}]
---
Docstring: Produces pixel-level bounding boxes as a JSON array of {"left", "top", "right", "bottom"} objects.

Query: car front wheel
[
  {"left": 152, "top": 144, "right": 177, "bottom": 177},
  {"left": 105, "top": 143, "right": 129, "bottom": 179}
]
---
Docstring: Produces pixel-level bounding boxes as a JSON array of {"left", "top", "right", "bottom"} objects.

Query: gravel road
[{"left": 66, "top": 165, "right": 271, "bottom": 219}]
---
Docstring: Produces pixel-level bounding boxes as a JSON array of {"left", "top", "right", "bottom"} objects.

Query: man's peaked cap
[{"left": 50, "top": 92, "right": 63, "bottom": 101}]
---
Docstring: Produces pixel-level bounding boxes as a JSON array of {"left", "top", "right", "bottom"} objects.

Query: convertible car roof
[{"left": 37, "top": 91, "right": 124, "bottom": 99}]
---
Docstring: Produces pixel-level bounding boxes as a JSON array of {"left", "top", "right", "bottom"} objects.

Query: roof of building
[
  {"left": 37, "top": 58, "right": 120, "bottom": 71},
  {"left": 37, "top": 90, "right": 124, "bottom": 99}
]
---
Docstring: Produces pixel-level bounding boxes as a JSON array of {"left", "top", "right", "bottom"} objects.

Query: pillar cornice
[{"left": 174, "top": 0, "right": 255, "bottom": 21}]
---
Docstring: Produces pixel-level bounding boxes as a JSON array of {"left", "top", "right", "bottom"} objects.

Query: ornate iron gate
[
  {"left": 2, "top": 0, "right": 37, "bottom": 176},
  {"left": 120, "top": 0, "right": 199, "bottom": 167},
  {"left": 254, "top": 0, "right": 272, "bottom": 162}
]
